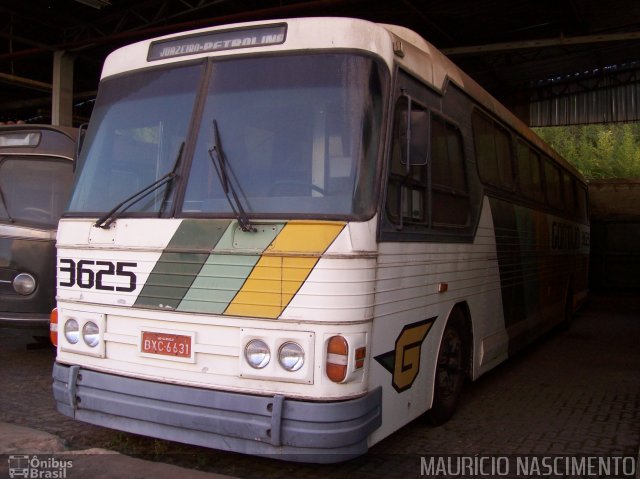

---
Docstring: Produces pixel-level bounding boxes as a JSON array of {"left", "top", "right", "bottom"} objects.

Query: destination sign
[{"left": 148, "top": 24, "right": 287, "bottom": 61}]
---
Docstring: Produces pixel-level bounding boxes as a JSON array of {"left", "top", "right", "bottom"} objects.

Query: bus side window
[
  {"left": 472, "top": 111, "right": 514, "bottom": 190},
  {"left": 531, "top": 152, "right": 544, "bottom": 202},
  {"left": 386, "top": 96, "right": 429, "bottom": 226},
  {"left": 495, "top": 126, "right": 514, "bottom": 189},
  {"left": 431, "top": 115, "right": 470, "bottom": 228},
  {"left": 544, "top": 158, "right": 563, "bottom": 209},
  {"left": 565, "top": 174, "right": 577, "bottom": 213},
  {"left": 577, "top": 184, "right": 589, "bottom": 223},
  {"left": 516, "top": 140, "right": 544, "bottom": 203}
]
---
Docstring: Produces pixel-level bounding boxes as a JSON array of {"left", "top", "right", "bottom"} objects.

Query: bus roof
[{"left": 101, "top": 17, "right": 397, "bottom": 79}]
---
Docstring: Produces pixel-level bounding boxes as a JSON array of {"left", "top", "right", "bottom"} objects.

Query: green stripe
[
  {"left": 134, "top": 220, "right": 231, "bottom": 310},
  {"left": 165, "top": 219, "right": 233, "bottom": 252},
  {"left": 177, "top": 223, "right": 284, "bottom": 314},
  {"left": 177, "top": 254, "right": 260, "bottom": 313}
]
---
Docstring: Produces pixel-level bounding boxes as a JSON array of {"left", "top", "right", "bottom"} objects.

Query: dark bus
[{"left": 0, "top": 125, "right": 76, "bottom": 334}]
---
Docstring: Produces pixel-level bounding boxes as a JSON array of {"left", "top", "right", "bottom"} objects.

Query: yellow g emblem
[{"left": 374, "top": 317, "right": 436, "bottom": 393}]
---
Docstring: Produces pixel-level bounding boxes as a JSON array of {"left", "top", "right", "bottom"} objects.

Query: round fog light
[
  {"left": 278, "top": 342, "right": 304, "bottom": 372},
  {"left": 82, "top": 321, "right": 100, "bottom": 347},
  {"left": 245, "top": 339, "right": 270, "bottom": 369},
  {"left": 13, "top": 273, "right": 36, "bottom": 295},
  {"left": 64, "top": 319, "right": 79, "bottom": 344}
]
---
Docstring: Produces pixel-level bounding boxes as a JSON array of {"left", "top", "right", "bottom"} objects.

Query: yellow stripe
[{"left": 224, "top": 221, "right": 345, "bottom": 318}]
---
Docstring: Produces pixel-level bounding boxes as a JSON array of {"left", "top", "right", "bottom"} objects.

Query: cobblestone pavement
[{"left": 0, "top": 293, "right": 638, "bottom": 478}]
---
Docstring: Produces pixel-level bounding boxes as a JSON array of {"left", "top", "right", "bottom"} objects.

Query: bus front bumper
[{"left": 52, "top": 362, "right": 382, "bottom": 462}]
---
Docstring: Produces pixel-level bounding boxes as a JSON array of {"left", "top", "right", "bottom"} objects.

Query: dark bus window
[
  {"left": 431, "top": 116, "right": 470, "bottom": 227},
  {"left": 386, "top": 97, "right": 428, "bottom": 225},
  {"left": 516, "top": 140, "right": 544, "bottom": 202},
  {"left": 544, "top": 159, "right": 562, "bottom": 209},
  {"left": 473, "top": 113, "right": 497, "bottom": 185},
  {"left": 495, "top": 126, "right": 514, "bottom": 189},
  {"left": 564, "top": 174, "right": 577, "bottom": 213},
  {"left": 576, "top": 184, "right": 589, "bottom": 223},
  {"left": 531, "top": 154, "right": 544, "bottom": 202},
  {"left": 473, "top": 112, "right": 513, "bottom": 190}
]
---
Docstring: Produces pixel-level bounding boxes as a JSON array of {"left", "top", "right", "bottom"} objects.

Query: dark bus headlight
[{"left": 13, "top": 273, "right": 36, "bottom": 295}]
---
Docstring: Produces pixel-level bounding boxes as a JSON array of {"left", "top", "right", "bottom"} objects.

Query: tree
[{"left": 534, "top": 124, "right": 640, "bottom": 179}]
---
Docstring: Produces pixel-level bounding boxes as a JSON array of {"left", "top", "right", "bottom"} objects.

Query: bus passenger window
[
  {"left": 473, "top": 113, "right": 496, "bottom": 184},
  {"left": 531, "top": 154, "right": 544, "bottom": 202},
  {"left": 516, "top": 141, "right": 532, "bottom": 197},
  {"left": 577, "top": 184, "right": 588, "bottom": 223},
  {"left": 472, "top": 112, "right": 514, "bottom": 190},
  {"left": 431, "top": 116, "right": 470, "bottom": 227},
  {"left": 495, "top": 127, "right": 514, "bottom": 189},
  {"left": 516, "top": 141, "right": 544, "bottom": 203},
  {"left": 544, "top": 159, "right": 563, "bottom": 209}
]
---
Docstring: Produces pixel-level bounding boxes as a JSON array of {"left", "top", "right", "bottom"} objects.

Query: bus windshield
[
  {"left": 0, "top": 157, "right": 73, "bottom": 227},
  {"left": 68, "top": 53, "right": 386, "bottom": 220},
  {"left": 68, "top": 63, "right": 203, "bottom": 215}
]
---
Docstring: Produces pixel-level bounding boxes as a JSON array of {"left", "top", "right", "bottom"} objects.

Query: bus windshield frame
[{"left": 66, "top": 52, "right": 388, "bottom": 222}]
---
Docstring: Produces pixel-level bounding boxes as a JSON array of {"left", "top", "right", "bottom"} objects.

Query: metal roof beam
[
  {"left": 0, "top": 72, "right": 51, "bottom": 92},
  {"left": 0, "top": 0, "right": 365, "bottom": 62},
  {"left": 442, "top": 31, "right": 640, "bottom": 56}
]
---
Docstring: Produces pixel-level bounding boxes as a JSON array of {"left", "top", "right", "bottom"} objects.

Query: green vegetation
[{"left": 534, "top": 124, "right": 640, "bottom": 179}]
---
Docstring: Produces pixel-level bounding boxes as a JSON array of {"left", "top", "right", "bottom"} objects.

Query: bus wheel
[{"left": 426, "top": 312, "right": 467, "bottom": 426}]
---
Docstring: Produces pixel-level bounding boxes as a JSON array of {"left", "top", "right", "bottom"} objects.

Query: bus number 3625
[{"left": 59, "top": 259, "right": 137, "bottom": 292}]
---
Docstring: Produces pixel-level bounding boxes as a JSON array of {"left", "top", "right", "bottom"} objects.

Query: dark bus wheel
[{"left": 426, "top": 312, "right": 467, "bottom": 426}]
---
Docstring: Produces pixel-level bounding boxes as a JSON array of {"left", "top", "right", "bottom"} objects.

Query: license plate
[{"left": 141, "top": 331, "right": 192, "bottom": 359}]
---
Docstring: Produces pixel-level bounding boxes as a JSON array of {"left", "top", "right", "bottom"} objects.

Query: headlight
[
  {"left": 244, "top": 339, "right": 270, "bottom": 369},
  {"left": 82, "top": 321, "right": 100, "bottom": 348},
  {"left": 64, "top": 319, "right": 80, "bottom": 344},
  {"left": 278, "top": 341, "right": 304, "bottom": 371},
  {"left": 13, "top": 273, "right": 36, "bottom": 295}
]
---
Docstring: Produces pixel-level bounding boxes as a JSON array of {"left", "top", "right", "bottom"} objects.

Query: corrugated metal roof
[{"left": 530, "top": 66, "right": 640, "bottom": 125}]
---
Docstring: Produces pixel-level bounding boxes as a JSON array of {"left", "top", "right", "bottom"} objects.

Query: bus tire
[{"left": 426, "top": 310, "right": 467, "bottom": 426}]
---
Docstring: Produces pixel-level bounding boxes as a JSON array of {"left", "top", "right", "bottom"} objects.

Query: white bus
[{"left": 52, "top": 17, "right": 589, "bottom": 462}]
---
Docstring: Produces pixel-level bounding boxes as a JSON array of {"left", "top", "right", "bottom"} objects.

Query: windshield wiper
[
  {"left": 159, "top": 141, "right": 185, "bottom": 217},
  {"left": 94, "top": 142, "right": 184, "bottom": 229},
  {"left": 208, "top": 120, "right": 255, "bottom": 232},
  {"left": 0, "top": 183, "right": 15, "bottom": 223}
]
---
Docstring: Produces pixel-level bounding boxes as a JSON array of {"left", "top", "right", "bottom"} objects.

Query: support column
[{"left": 52, "top": 51, "right": 74, "bottom": 126}]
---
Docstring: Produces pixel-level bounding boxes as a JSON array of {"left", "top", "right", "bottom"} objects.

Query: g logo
[{"left": 375, "top": 317, "right": 436, "bottom": 393}]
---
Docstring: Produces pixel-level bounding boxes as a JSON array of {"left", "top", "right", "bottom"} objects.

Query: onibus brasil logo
[{"left": 7, "top": 455, "right": 72, "bottom": 478}]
